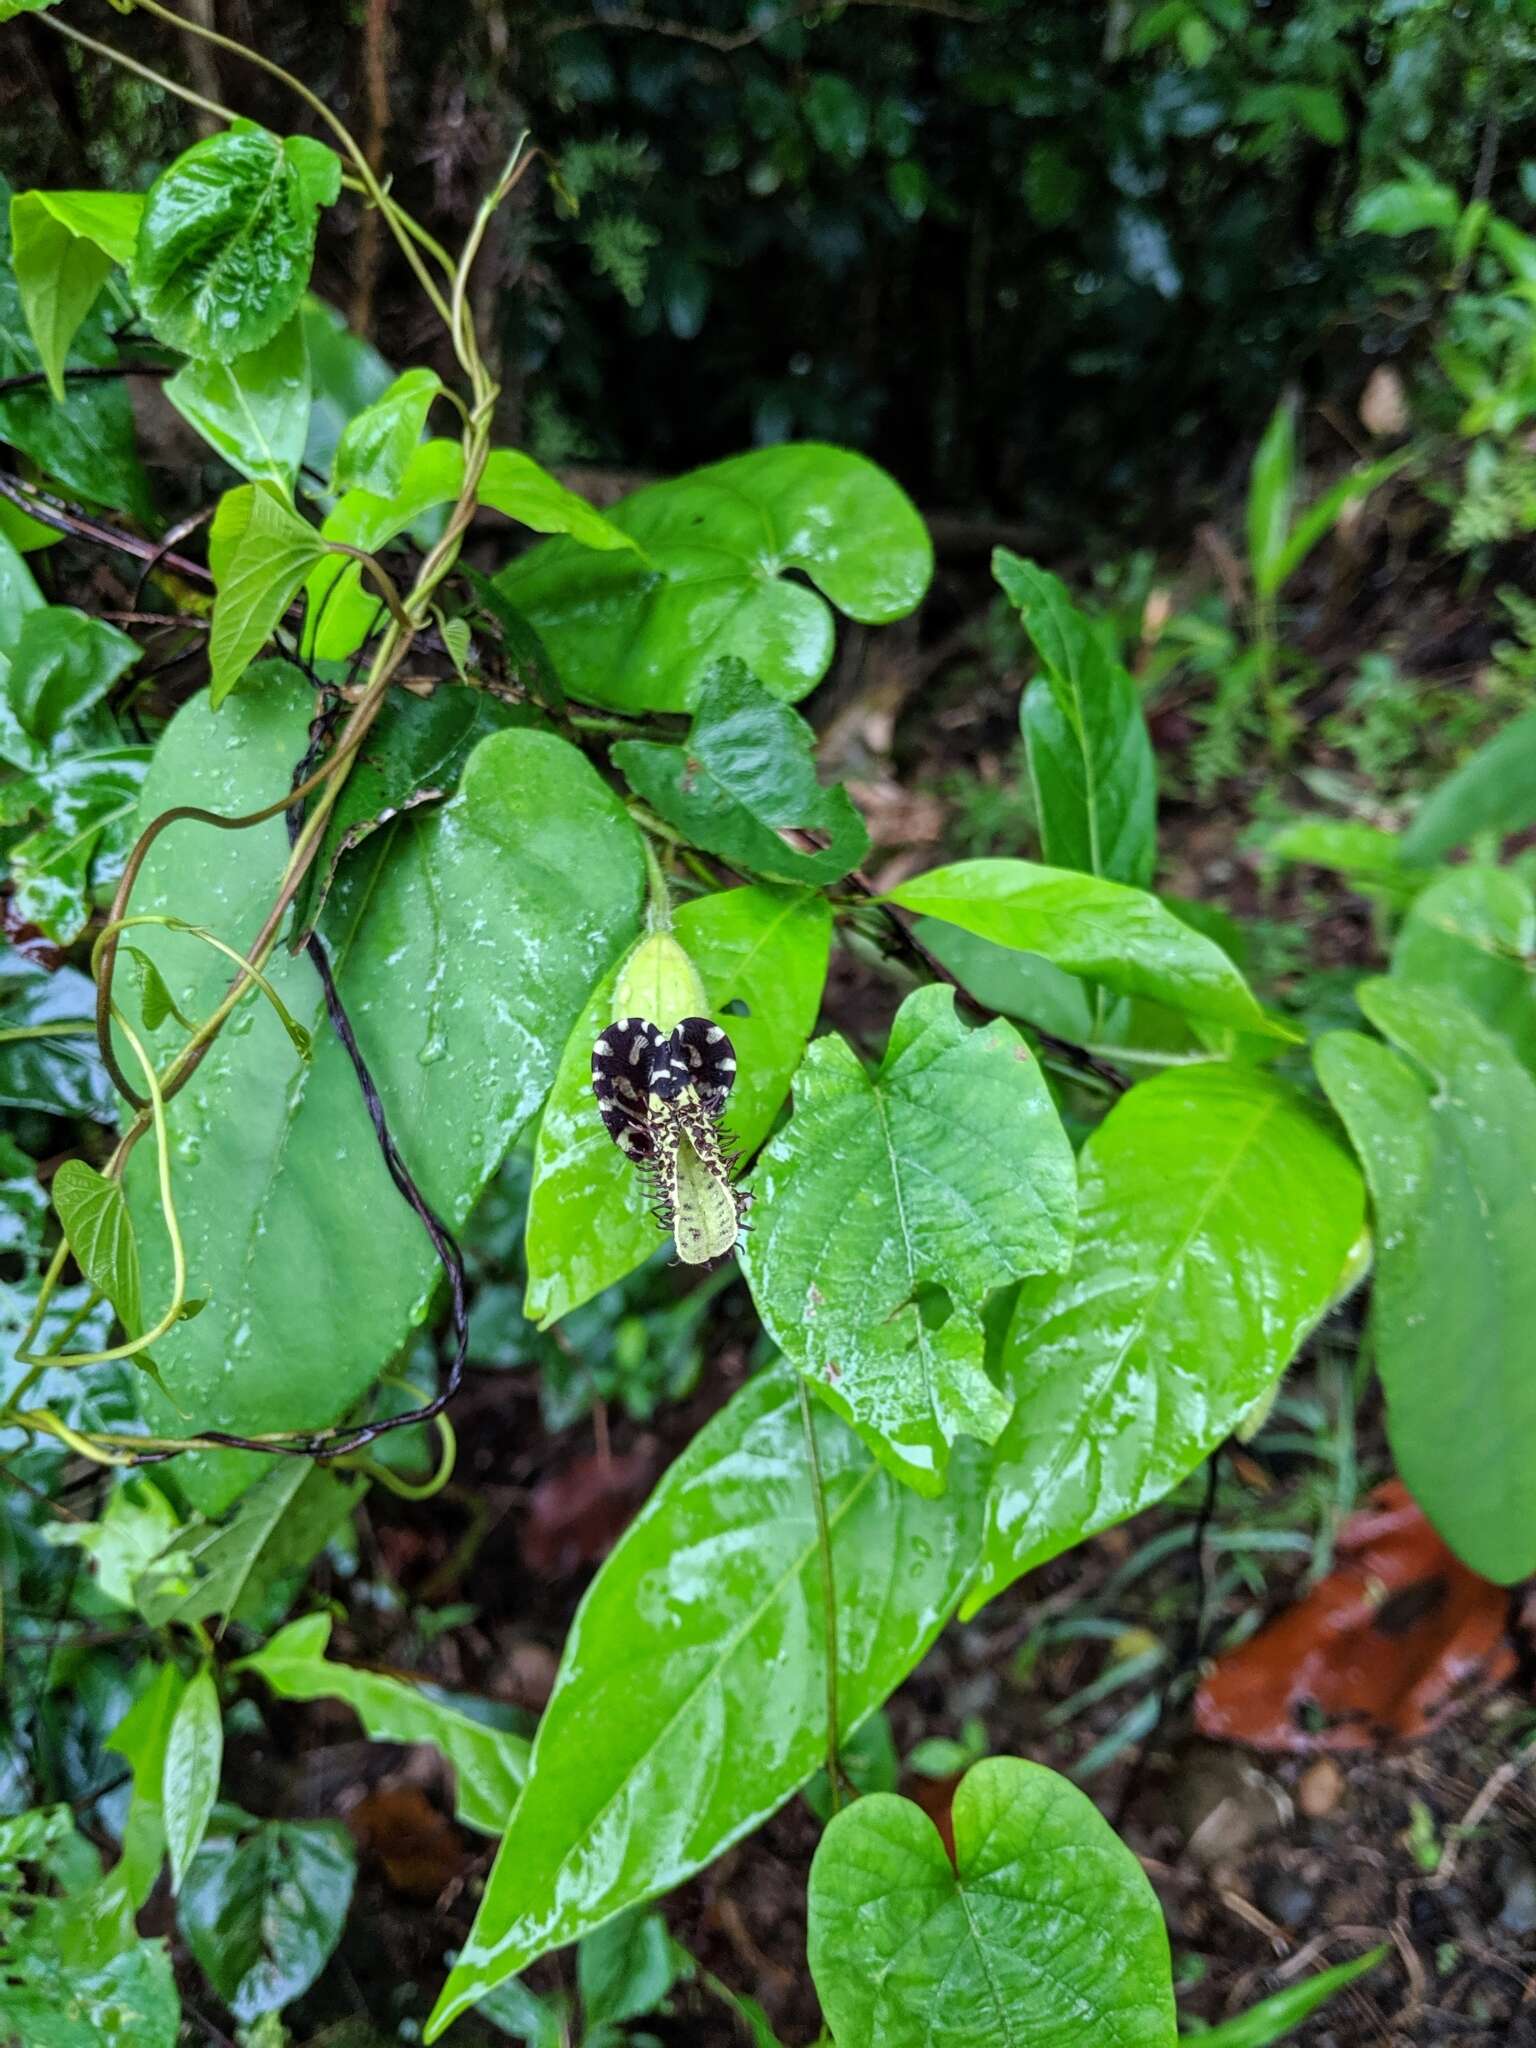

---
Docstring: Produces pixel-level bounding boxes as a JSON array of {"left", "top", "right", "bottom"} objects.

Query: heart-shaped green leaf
[
  {"left": 611, "top": 659, "right": 870, "bottom": 884},
  {"left": 969, "top": 1065, "right": 1363, "bottom": 1615},
  {"left": 207, "top": 484, "right": 328, "bottom": 704},
  {"left": 425, "top": 1363, "right": 984, "bottom": 2038},
  {"left": 122, "top": 678, "right": 645, "bottom": 1510},
  {"left": 132, "top": 122, "right": 341, "bottom": 360},
  {"left": 808, "top": 1756, "right": 1176, "bottom": 2048},
  {"left": 494, "top": 443, "right": 933, "bottom": 712},
  {"left": 742, "top": 984, "right": 1076, "bottom": 1495}
]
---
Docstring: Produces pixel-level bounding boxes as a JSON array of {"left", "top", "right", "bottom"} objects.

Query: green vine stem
[{"left": 5, "top": 3, "right": 535, "bottom": 1469}]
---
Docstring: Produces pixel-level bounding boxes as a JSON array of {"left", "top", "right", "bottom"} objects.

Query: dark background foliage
[{"left": 5, "top": 0, "right": 1535, "bottom": 530}]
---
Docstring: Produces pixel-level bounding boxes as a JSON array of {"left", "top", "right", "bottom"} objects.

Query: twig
[
  {"left": 0, "top": 473, "right": 211, "bottom": 583},
  {"left": 0, "top": 362, "right": 173, "bottom": 399}
]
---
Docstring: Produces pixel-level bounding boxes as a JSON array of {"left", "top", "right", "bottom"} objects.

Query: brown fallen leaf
[
  {"left": 521, "top": 1445, "right": 657, "bottom": 1578},
  {"left": 1195, "top": 1479, "right": 1517, "bottom": 1752},
  {"left": 347, "top": 1784, "right": 466, "bottom": 1899}
]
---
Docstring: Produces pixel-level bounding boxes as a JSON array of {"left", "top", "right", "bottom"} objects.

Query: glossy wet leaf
[
  {"left": 0, "top": 958, "right": 111, "bottom": 1120},
  {"left": 42, "top": 1477, "right": 181, "bottom": 1611},
  {"left": 165, "top": 310, "right": 311, "bottom": 494},
  {"left": 888, "top": 859, "right": 1292, "bottom": 1039},
  {"left": 1195, "top": 1479, "right": 1512, "bottom": 1751},
  {"left": 742, "top": 984, "right": 1076, "bottom": 1496},
  {"left": 807, "top": 1757, "right": 1175, "bottom": 2048},
  {"left": 1316, "top": 981, "right": 1536, "bottom": 1582},
  {"left": 0, "top": 173, "right": 154, "bottom": 521},
  {"left": 180, "top": 1813, "right": 355, "bottom": 2022},
  {"left": 0, "top": 744, "right": 150, "bottom": 945},
  {"left": 1193, "top": 1947, "right": 1386, "bottom": 2046},
  {"left": 9, "top": 190, "right": 139, "bottom": 401},
  {"left": 304, "top": 439, "right": 632, "bottom": 661},
  {"left": 135, "top": 1457, "right": 364, "bottom": 1627},
  {"left": 914, "top": 917, "right": 1215, "bottom": 1070},
  {"left": 331, "top": 365, "right": 442, "bottom": 495},
  {"left": 996, "top": 551, "right": 1156, "bottom": 888},
  {"left": 0, "top": 1941, "right": 181, "bottom": 2048},
  {"left": 163, "top": 1666, "right": 222, "bottom": 1893},
  {"left": 132, "top": 121, "right": 341, "bottom": 360},
  {"left": 425, "top": 1364, "right": 983, "bottom": 2037},
  {"left": 1391, "top": 864, "right": 1536, "bottom": 1069},
  {"left": 207, "top": 483, "right": 328, "bottom": 705},
  {"left": 237, "top": 1611, "right": 529, "bottom": 1832},
  {"left": 0, "top": 605, "right": 138, "bottom": 770},
  {"left": 289, "top": 682, "right": 530, "bottom": 940},
  {"left": 525, "top": 883, "right": 831, "bottom": 1325},
  {"left": 969, "top": 1066, "right": 1363, "bottom": 1614},
  {"left": 1400, "top": 705, "right": 1536, "bottom": 864},
  {"left": 611, "top": 658, "right": 870, "bottom": 884},
  {"left": 495, "top": 443, "right": 933, "bottom": 712},
  {"left": 122, "top": 682, "right": 645, "bottom": 1510}
]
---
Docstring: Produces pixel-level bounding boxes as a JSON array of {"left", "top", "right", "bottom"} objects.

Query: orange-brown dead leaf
[{"left": 1195, "top": 1479, "right": 1517, "bottom": 1752}]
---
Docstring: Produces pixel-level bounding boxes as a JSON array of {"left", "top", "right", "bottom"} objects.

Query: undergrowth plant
[{"left": 0, "top": 6, "right": 1530, "bottom": 2046}]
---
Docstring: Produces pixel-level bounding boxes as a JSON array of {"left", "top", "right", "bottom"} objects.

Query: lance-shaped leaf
[
  {"left": 996, "top": 551, "right": 1156, "bottom": 888},
  {"left": 207, "top": 483, "right": 328, "bottom": 705},
  {"left": 424, "top": 1364, "right": 984, "bottom": 2038},
  {"left": 331, "top": 365, "right": 442, "bottom": 495},
  {"left": 1316, "top": 981, "right": 1536, "bottom": 1583},
  {"left": 122, "top": 683, "right": 645, "bottom": 1511},
  {"left": 163, "top": 1667, "right": 223, "bottom": 1894},
  {"left": 10, "top": 189, "right": 143, "bottom": 401},
  {"left": 236, "top": 1612, "right": 529, "bottom": 1833},
  {"left": 808, "top": 1757, "right": 1176, "bottom": 2048},
  {"left": 165, "top": 311, "right": 311, "bottom": 495},
  {"left": 495, "top": 443, "right": 933, "bottom": 712},
  {"left": 888, "top": 858, "right": 1294, "bottom": 1040},
  {"left": 132, "top": 121, "right": 341, "bottom": 360},
  {"left": 611, "top": 659, "right": 870, "bottom": 884},
  {"left": 742, "top": 985, "right": 1076, "bottom": 1495},
  {"left": 525, "top": 883, "right": 832, "bottom": 1326},
  {"left": 968, "top": 1065, "right": 1363, "bottom": 1615}
]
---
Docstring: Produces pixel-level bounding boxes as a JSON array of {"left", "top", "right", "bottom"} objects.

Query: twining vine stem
[{"left": 2, "top": 3, "right": 526, "bottom": 1472}]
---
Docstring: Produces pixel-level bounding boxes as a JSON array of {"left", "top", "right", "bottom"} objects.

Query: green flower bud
[{"left": 614, "top": 931, "right": 708, "bottom": 1030}]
